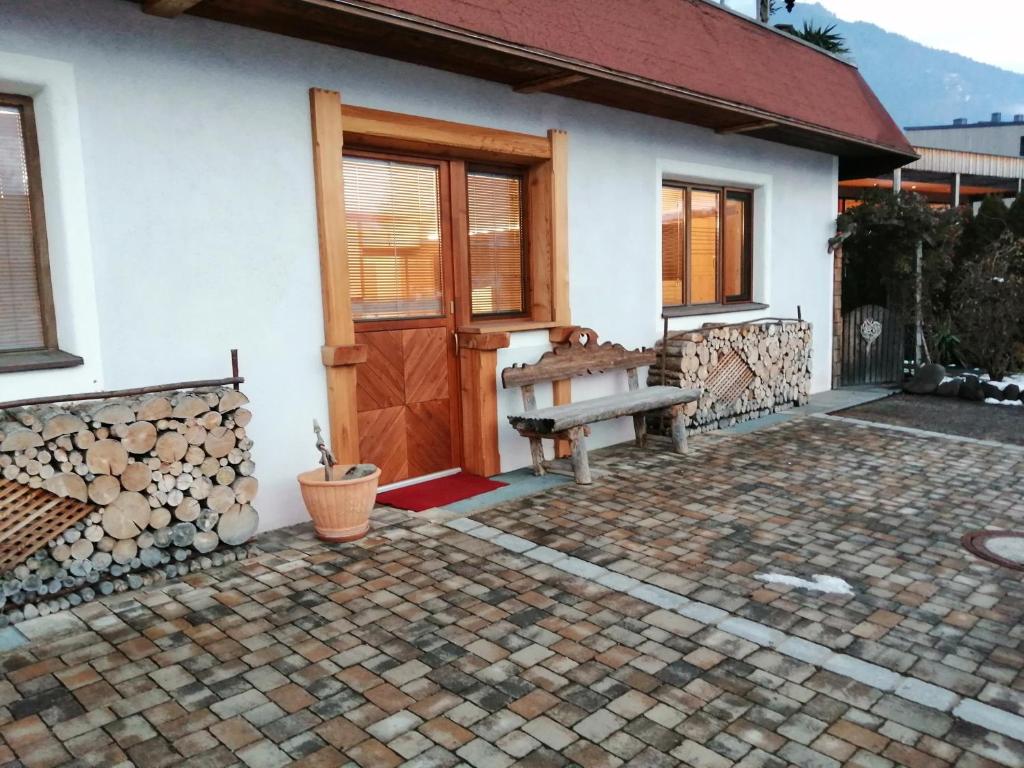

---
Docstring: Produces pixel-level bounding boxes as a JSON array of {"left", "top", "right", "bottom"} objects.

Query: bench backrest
[{"left": 501, "top": 328, "right": 657, "bottom": 393}]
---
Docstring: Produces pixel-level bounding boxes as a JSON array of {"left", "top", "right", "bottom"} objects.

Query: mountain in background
[{"left": 781, "top": 3, "right": 1024, "bottom": 128}]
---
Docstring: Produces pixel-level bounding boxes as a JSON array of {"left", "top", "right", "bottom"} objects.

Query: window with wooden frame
[
  {"left": 661, "top": 182, "right": 753, "bottom": 309},
  {"left": 0, "top": 94, "right": 58, "bottom": 358},
  {"left": 467, "top": 167, "right": 527, "bottom": 319}
]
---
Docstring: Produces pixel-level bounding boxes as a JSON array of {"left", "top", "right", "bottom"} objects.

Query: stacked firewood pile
[
  {"left": 0, "top": 386, "right": 258, "bottom": 624},
  {"left": 648, "top": 320, "right": 812, "bottom": 433}
]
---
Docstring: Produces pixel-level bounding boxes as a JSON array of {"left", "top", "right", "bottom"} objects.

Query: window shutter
[
  {"left": 343, "top": 156, "right": 444, "bottom": 321},
  {"left": 0, "top": 104, "right": 45, "bottom": 352},
  {"left": 467, "top": 170, "right": 526, "bottom": 317}
]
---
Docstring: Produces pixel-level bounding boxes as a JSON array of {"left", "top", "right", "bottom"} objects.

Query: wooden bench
[{"left": 502, "top": 328, "right": 700, "bottom": 484}]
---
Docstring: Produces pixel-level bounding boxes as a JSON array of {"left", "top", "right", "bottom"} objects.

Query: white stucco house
[{"left": 0, "top": 0, "right": 914, "bottom": 531}]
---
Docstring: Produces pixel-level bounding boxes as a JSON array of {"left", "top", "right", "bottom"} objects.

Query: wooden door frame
[{"left": 309, "top": 88, "right": 570, "bottom": 473}]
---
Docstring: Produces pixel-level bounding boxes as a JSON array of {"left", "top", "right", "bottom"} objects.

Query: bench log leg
[
  {"left": 669, "top": 405, "right": 688, "bottom": 454},
  {"left": 633, "top": 414, "right": 647, "bottom": 448},
  {"left": 567, "top": 426, "right": 592, "bottom": 485},
  {"left": 528, "top": 437, "right": 546, "bottom": 476}
]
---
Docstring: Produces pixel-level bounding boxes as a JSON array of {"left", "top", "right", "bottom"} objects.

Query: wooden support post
[
  {"left": 567, "top": 426, "right": 591, "bottom": 484},
  {"left": 459, "top": 331, "right": 509, "bottom": 477},
  {"left": 310, "top": 88, "right": 359, "bottom": 463},
  {"left": 669, "top": 405, "right": 688, "bottom": 454},
  {"left": 633, "top": 415, "right": 647, "bottom": 449}
]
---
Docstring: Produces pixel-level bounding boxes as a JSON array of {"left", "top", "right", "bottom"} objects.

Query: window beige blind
[
  {"left": 0, "top": 104, "right": 44, "bottom": 352},
  {"left": 661, "top": 186, "right": 685, "bottom": 307},
  {"left": 467, "top": 171, "right": 526, "bottom": 316},
  {"left": 689, "top": 189, "right": 720, "bottom": 305},
  {"left": 343, "top": 156, "right": 444, "bottom": 321}
]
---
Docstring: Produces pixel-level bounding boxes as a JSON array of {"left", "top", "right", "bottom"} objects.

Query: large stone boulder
[
  {"left": 982, "top": 382, "right": 1005, "bottom": 401},
  {"left": 903, "top": 363, "right": 947, "bottom": 395},
  {"left": 936, "top": 378, "right": 961, "bottom": 397},
  {"left": 959, "top": 375, "right": 986, "bottom": 402},
  {"left": 1004, "top": 384, "right": 1021, "bottom": 401}
]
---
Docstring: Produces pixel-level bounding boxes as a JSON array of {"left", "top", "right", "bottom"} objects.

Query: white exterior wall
[{"left": 0, "top": 0, "right": 838, "bottom": 531}]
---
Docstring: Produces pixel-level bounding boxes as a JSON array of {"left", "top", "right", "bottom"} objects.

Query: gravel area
[{"left": 834, "top": 392, "right": 1024, "bottom": 445}]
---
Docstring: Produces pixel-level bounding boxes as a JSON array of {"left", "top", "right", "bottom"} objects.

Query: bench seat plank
[{"left": 508, "top": 386, "right": 699, "bottom": 434}]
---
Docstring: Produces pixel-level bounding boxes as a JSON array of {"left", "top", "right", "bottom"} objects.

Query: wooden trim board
[
  {"left": 342, "top": 105, "right": 551, "bottom": 164},
  {"left": 310, "top": 88, "right": 360, "bottom": 462}
]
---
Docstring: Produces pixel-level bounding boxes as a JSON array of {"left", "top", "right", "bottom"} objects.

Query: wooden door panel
[
  {"left": 403, "top": 327, "right": 449, "bottom": 404},
  {"left": 357, "top": 406, "right": 407, "bottom": 485},
  {"left": 356, "top": 330, "right": 405, "bottom": 412},
  {"left": 405, "top": 399, "right": 453, "bottom": 478}
]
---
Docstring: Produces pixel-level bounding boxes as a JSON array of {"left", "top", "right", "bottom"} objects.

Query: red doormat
[{"left": 376, "top": 472, "right": 506, "bottom": 512}]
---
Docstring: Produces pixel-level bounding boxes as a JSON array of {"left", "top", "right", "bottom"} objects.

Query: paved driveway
[{"left": 2, "top": 415, "right": 1023, "bottom": 767}]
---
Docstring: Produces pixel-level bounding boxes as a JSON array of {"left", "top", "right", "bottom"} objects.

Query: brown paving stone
[
  {"left": 347, "top": 737, "right": 402, "bottom": 768},
  {"left": 3, "top": 418, "right": 1024, "bottom": 768},
  {"left": 210, "top": 715, "right": 263, "bottom": 750},
  {"left": 420, "top": 716, "right": 475, "bottom": 749},
  {"left": 315, "top": 716, "right": 368, "bottom": 750}
]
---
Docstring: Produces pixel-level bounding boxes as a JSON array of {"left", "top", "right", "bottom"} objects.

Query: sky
[{"left": 722, "top": 0, "right": 1024, "bottom": 75}]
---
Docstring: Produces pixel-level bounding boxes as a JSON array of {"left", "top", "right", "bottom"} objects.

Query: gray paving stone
[
  {"left": 629, "top": 583, "right": 688, "bottom": 610},
  {"left": 456, "top": 738, "right": 514, "bottom": 768},
  {"left": 557, "top": 556, "right": 607, "bottom": 580},
  {"left": 596, "top": 571, "right": 642, "bottom": 592},
  {"left": 676, "top": 601, "right": 729, "bottom": 624},
  {"left": 446, "top": 517, "right": 482, "bottom": 532},
  {"left": 954, "top": 699, "right": 1024, "bottom": 742},
  {"left": 895, "top": 676, "right": 960, "bottom": 712},
  {"left": 825, "top": 655, "right": 901, "bottom": 692},
  {"left": 493, "top": 533, "right": 535, "bottom": 553},
  {"left": 717, "top": 617, "right": 786, "bottom": 648},
  {"left": 776, "top": 636, "right": 836, "bottom": 666},
  {"left": 524, "top": 545, "right": 567, "bottom": 564},
  {"left": 366, "top": 709, "right": 424, "bottom": 742},
  {"left": 574, "top": 709, "right": 627, "bottom": 742}
]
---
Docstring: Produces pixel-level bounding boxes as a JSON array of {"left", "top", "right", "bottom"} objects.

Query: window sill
[
  {"left": 662, "top": 302, "right": 768, "bottom": 319},
  {"left": 0, "top": 349, "right": 84, "bottom": 374},
  {"left": 458, "top": 320, "right": 560, "bottom": 334}
]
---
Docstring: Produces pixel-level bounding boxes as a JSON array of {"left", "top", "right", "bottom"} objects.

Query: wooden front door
[{"left": 347, "top": 152, "right": 462, "bottom": 485}]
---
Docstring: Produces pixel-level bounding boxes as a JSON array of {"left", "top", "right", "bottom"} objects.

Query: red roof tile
[{"left": 365, "top": 0, "right": 912, "bottom": 155}]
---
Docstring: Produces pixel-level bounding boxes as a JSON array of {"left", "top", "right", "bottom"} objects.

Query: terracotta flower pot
[{"left": 297, "top": 464, "right": 380, "bottom": 542}]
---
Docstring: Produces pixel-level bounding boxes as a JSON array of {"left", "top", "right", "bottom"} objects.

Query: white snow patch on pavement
[
  {"left": 982, "top": 373, "right": 1024, "bottom": 391},
  {"left": 755, "top": 573, "right": 855, "bottom": 595},
  {"left": 986, "top": 397, "right": 1023, "bottom": 406}
]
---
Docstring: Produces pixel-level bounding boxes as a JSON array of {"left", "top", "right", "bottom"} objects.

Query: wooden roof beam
[
  {"left": 716, "top": 120, "right": 779, "bottom": 135},
  {"left": 143, "top": 0, "right": 203, "bottom": 18},
  {"left": 515, "top": 73, "right": 588, "bottom": 94}
]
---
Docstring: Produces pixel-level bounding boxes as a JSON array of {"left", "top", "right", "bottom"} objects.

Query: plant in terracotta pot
[{"left": 297, "top": 421, "right": 380, "bottom": 542}]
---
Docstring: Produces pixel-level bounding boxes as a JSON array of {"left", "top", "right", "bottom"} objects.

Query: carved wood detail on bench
[
  {"left": 502, "top": 328, "right": 657, "bottom": 388},
  {"left": 502, "top": 328, "right": 698, "bottom": 485}
]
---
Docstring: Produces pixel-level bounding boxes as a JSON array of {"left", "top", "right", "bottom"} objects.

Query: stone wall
[
  {"left": 0, "top": 387, "right": 257, "bottom": 625},
  {"left": 649, "top": 320, "right": 813, "bottom": 433}
]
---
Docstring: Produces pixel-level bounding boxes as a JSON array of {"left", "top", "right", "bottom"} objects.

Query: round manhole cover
[{"left": 962, "top": 530, "right": 1024, "bottom": 571}]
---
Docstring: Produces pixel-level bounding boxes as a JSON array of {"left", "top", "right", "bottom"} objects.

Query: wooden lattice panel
[
  {"left": 0, "top": 478, "right": 96, "bottom": 572},
  {"left": 706, "top": 351, "right": 755, "bottom": 404}
]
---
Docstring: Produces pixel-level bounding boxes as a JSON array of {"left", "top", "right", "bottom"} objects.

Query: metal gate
[{"left": 840, "top": 304, "right": 903, "bottom": 386}]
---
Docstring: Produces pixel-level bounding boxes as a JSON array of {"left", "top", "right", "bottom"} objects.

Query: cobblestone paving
[{"left": 1, "top": 417, "right": 1024, "bottom": 767}]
